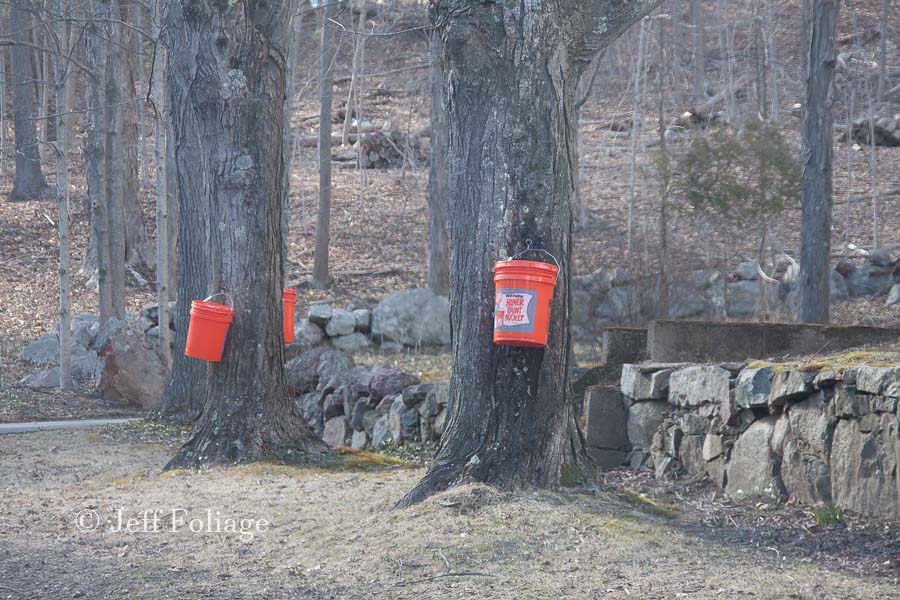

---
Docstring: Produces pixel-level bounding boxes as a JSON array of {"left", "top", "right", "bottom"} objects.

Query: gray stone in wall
[
  {"left": 702, "top": 433, "right": 724, "bottom": 461},
  {"left": 626, "top": 400, "right": 671, "bottom": 451},
  {"left": 847, "top": 264, "right": 895, "bottom": 297},
  {"left": 770, "top": 414, "right": 789, "bottom": 456},
  {"left": 735, "top": 260, "right": 760, "bottom": 281},
  {"left": 308, "top": 304, "right": 333, "bottom": 326},
  {"left": 787, "top": 394, "right": 835, "bottom": 457},
  {"left": 316, "top": 349, "right": 355, "bottom": 393},
  {"left": 371, "top": 414, "right": 391, "bottom": 447},
  {"left": 830, "top": 416, "right": 899, "bottom": 520},
  {"left": 351, "top": 430, "right": 369, "bottom": 450},
  {"left": 829, "top": 384, "right": 873, "bottom": 418},
  {"left": 362, "top": 409, "right": 379, "bottom": 436},
  {"left": 680, "top": 413, "right": 707, "bottom": 435},
  {"left": 769, "top": 370, "right": 814, "bottom": 406},
  {"left": 726, "top": 416, "right": 778, "bottom": 498},
  {"left": 323, "top": 416, "right": 351, "bottom": 447},
  {"left": 735, "top": 367, "right": 774, "bottom": 409},
  {"left": 855, "top": 366, "right": 900, "bottom": 398},
  {"left": 326, "top": 309, "right": 357, "bottom": 337},
  {"left": 433, "top": 407, "right": 447, "bottom": 437},
  {"left": 679, "top": 434, "right": 706, "bottom": 478},
  {"left": 620, "top": 364, "right": 672, "bottom": 401},
  {"left": 352, "top": 308, "right": 372, "bottom": 333},
  {"left": 332, "top": 332, "right": 372, "bottom": 354},
  {"left": 587, "top": 448, "right": 628, "bottom": 470},
  {"left": 295, "top": 319, "right": 325, "bottom": 348},
  {"left": 299, "top": 392, "right": 324, "bottom": 436},
  {"left": 584, "top": 386, "right": 628, "bottom": 450},
  {"left": 668, "top": 366, "right": 732, "bottom": 407},
  {"left": 351, "top": 365, "right": 373, "bottom": 390},
  {"left": 388, "top": 396, "right": 419, "bottom": 442},
  {"left": 781, "top": 436, "right": 832, "bottom": 505}
]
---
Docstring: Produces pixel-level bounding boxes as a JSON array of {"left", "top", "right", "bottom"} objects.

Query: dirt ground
[{"left": 0, "top": 422, "right": 897, "bottom": 600}]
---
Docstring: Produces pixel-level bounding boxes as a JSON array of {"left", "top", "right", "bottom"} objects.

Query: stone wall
[{"left": 610, "top": 361, "right": 900, "bottom": 519}]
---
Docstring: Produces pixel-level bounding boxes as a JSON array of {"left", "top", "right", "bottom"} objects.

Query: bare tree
[
  {"left": 798, "top": 0, "right": 839, "bottom": 324},
  {"left": 427, "top": 28, "right": 449, "bottom": 295},
  {"left": 312, "top": 1, "right": 339, "bottom": 289},
  {"left": 690, "top": 0, "right": 705, "bottom": 104},
  {"left": 7, "top": 0, "right": 49, "bottom": 202},
  {"left": 105, "top": 6, "right": 126, "bottom": 319},
  {"left": 151, "top": 0, "right": 170, "bottom": 366},
  {"left": 399, "top": 0, "right": 664, "bottom": 507},
  {"left": 165, "top": 0, "right": 327, "bottom": 468}
]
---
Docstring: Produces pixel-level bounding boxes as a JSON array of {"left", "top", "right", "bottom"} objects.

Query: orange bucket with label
[
  {"left": 184, "top": 293, "right": 234, "bottom": 362},
  {"left": 283, "top": 289, "right": 297, "bottom": 343},
  {"left": 493, "top": 248, "right": 559, "bottom": 348}
]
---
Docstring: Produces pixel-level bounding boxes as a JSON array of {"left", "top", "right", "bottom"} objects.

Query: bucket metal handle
[
  {"left": 505, "top": 239, "right": 561, "bottom": 280},
  {"left": 204, "top": 291, "right": 234, "bottom": 307}
]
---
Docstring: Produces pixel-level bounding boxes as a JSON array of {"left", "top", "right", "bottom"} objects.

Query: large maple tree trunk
[
  {"left": 165, "top": 0, "right": 326, "bottom": 467},
  {"left": 399, "top": 0, "right": 661, "bottom": 507},
  {"left": 7, "top": 0, "right": 49, "bottom": 202},
  {"left": 797, "top": 0, "right": 838, "bottom": 324}
]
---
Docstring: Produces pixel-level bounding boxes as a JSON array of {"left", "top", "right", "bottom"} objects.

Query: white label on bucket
[{"left": 495, "top": 289, "right": 536, "bottom": 333}]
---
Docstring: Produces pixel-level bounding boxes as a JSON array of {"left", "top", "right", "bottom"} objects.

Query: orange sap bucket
[
  {"left": 184, "top": 294, "right": 234, "bottom": 362},
  {"left": 493, "top": 253, "right": 559, "bottom": 348},
  {"left": 283, "top": 289, "right": 297, "bottom": 343}
]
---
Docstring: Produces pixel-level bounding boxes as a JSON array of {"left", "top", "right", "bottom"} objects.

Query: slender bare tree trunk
[
  {"left": 312, "top": 1, "right": 338, "bottom": 289},
  {"left": 86, "top": 0, "right": 111, "bottom": 323},
  {"left": 867, "top": 98, "right": 878, "bottom": 247},
  {"left": 7, "top": 0, "right": 49, "bottom": 202},
  {"left": 105, "top": 7, "right": 126, "bottom": 320},
  {"left": 53, "top": 0, "right": 72, "bottom": 391},
  {"left": 151, "top": 0, "right": 170, "bottom": 367},
  {"left": 341, "top": 0, "right": 367, "bottom": 146},
  {"left": 627, "top": 19, "right": 647, "bottom": 253},
  {"left": 690, "top": 0, "right": 705, "bottom": 104},
  {"left": 427, "top": 28, "right": 449, "bottom": 295},
  {"left": 0, "top": 21, "right": 6, "bottom": 176},
  {"left": 121, "top": 4, "right": 154, "bottom": 270},
  {"left": 798, "top": 0, "right": 839, "bottom": 324}
]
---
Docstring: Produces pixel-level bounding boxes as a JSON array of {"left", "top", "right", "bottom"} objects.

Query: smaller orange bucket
[
  {"left": 493, "top": 254, "right": 559, "bottom": 348},
  {"left": 283, "top": 289, "right": 297, "bottom": 344},
  {"left": 184, "top": 295, "right": 234, "bottom": 362}
]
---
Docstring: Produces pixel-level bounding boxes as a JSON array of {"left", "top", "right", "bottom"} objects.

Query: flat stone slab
[
  {"left": 648, "top": 320, "right": 900, "bottom": 363},
  {"left": 0, "top": 418, "right": 142, "bottom": 435}
]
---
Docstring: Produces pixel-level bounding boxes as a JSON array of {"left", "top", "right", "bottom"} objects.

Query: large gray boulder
[
  {"left": 20, "top": 367, "right": 61, "bottom": 389},
  {"left": 19, "top": 335, "right": 60, "bottom": 365},
  {"left": 726, "top": 416, "right": 778, "bottom": 498},
  {"left": 371, "top": 414, "right": 392, "bottom": 447},
  {"left": 298, "top": 392, "right": 324, "bottom": 436},
  {"left": 668, "top": 366, "right": 731, "bottom": 407},
  {"left": 294, "top": 319, "right": 325, "bottom": 348},
  {"left": 769, "top": 370, "right": 814, "bottom": 406},
  {"left": 830, "top": 416, "right": 899, "bottom": 519},
  {"left": 584, "top": 386, "right": 629, "bottom": 450},
  {"left": 95, "top": 323, "right": 166, "bottom": 409},
  {"left": 725, "top": 280, "right": 760, "bottom": 319},
  {"left": 829, "top": 270, "right": 850, "bottom": 303},
  {"left": 371, "top": 289, "right": 450, "bottom": 346},
  {"left": 887, "top": 284, "right": 900, "bottom": 307},
  {"left": 315, "top": 349, "right": 355, "bottom": 393},
  {"left": 846, "top": 264, "right": 894, "bottom": 297},
  {"left": 285, "top": 345, "right": 330, "bottom": 395}
]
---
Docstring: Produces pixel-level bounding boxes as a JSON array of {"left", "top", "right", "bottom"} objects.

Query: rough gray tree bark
[
  {"left": 311, "top": 1, "right": 338, "bottom": 289},
  {"left": 105, "top": 7, "right": 126, "bottom": 319},
  {"left": 798, "top": 0, "right": 839, "bottom": 324},
  {"left": 86, "top": 0, "right": 111, "bottom": 323},
  {"left": 690, "top": 0, "right": 705, "bottom": 105},
  {"left": 152, "top": 0, "right": 170, "bottom": 367},
  {"left": 122, "top": 6, "right": 154, "bottom": 270},
  {"left": 7, "top": 0, "right": 49, "bottom": 202},
  {"left": 53, "top": 0, "right": 72, "bottom": 391},
  {"left": 399, "top": 0, "right": 663, "bottom": 507},
  {"left": 427, "top": 28, "right": 450, "bottom": 296},
  {"left": 165, "top": 0, "right": 327, "bottom": 466}
]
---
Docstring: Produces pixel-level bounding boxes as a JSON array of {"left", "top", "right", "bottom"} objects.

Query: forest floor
[{"left": 0, "top": 421, "right": 897, "bottom": 600}]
